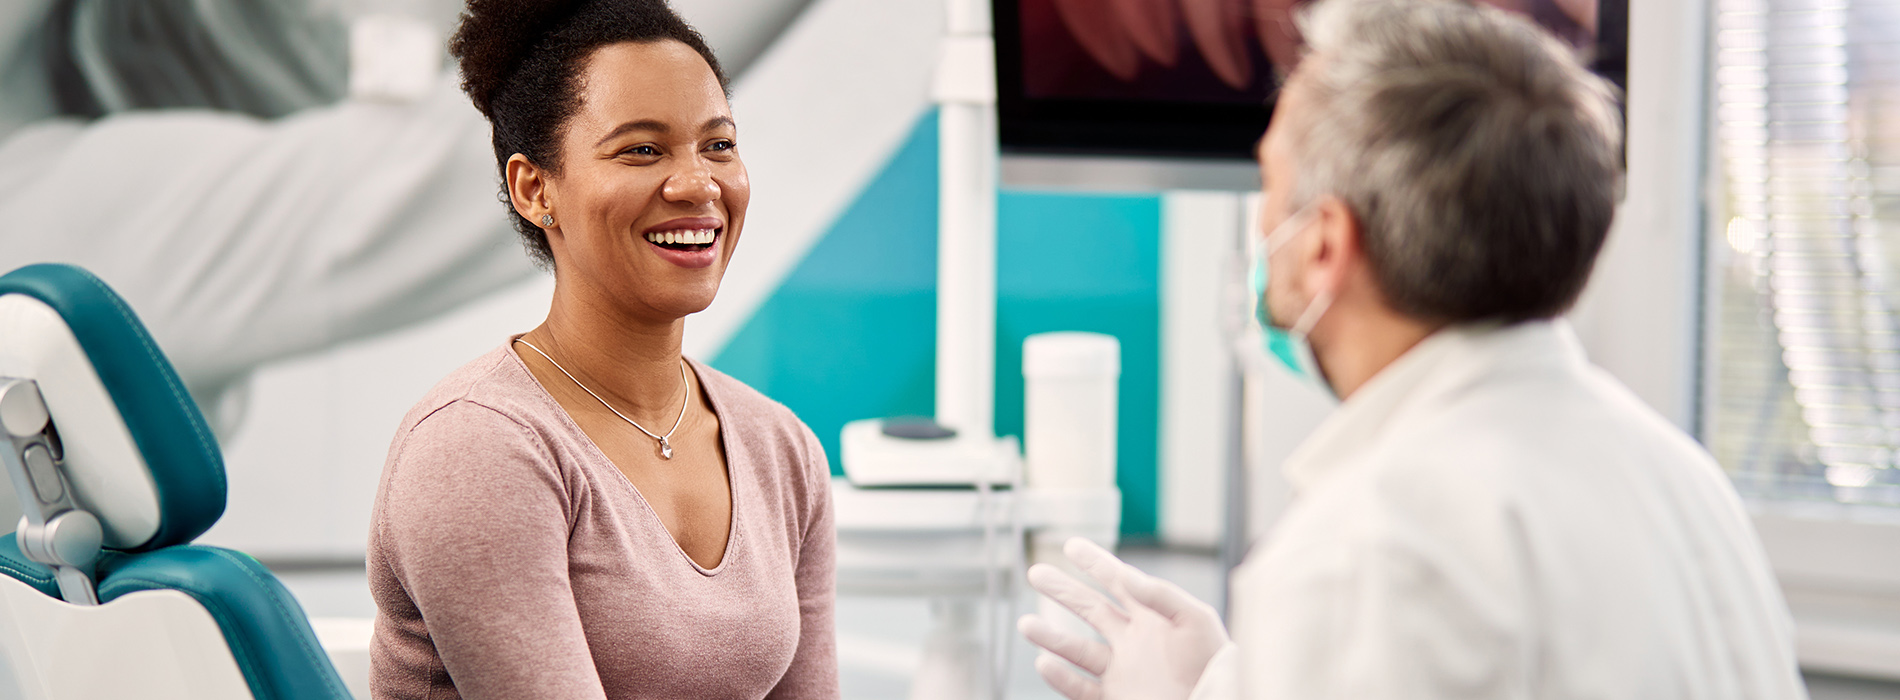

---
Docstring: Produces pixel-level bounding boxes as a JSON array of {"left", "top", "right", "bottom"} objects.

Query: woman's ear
[{"left": 506, "top": 153, "right": 554, "bottom": 228}]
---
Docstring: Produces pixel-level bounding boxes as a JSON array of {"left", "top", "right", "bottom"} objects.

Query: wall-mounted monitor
[{"left": 994, "top": 0, "right": 1628, "bottom": 160}]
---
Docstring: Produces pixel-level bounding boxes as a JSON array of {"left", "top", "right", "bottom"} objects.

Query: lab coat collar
[{"left": 1280, "top": 319, "right": 1589, "bottom": 491}]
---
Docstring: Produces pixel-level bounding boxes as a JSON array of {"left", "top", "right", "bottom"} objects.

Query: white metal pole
[
  {"left": 934, "top": 0, "right": 997, "bottom": 442},
  {"left": 930, "top": 3, "right": 1003, "bottom": 700}
]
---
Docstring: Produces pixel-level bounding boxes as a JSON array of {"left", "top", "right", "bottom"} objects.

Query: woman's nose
[{"left": 662, "top": 159, "right": 722, "bottom": 206}]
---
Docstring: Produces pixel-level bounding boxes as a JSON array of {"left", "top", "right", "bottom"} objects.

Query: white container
[{"left": 1022, "top": 332, "right": 1121, "bottom": 490}]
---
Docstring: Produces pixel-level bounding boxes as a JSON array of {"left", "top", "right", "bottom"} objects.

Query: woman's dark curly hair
[{"left": 450, "top": 0, "right": 728, "bottom": 269}]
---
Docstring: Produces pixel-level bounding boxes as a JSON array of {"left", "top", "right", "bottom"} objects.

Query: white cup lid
[{"left": 1022, "top": 332, "right": 1121, "bottom": 378}]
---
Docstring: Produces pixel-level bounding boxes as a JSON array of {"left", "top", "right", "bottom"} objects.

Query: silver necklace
[{"left": 513, "top": 338, "right": 689, "bottom": 459}]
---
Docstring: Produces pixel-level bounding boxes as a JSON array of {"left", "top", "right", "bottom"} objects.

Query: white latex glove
[{"left": 1018, "top": 537, "right": 1231, "bottom": 700}]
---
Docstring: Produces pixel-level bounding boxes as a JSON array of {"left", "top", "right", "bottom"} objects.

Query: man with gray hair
[{"left": 1019, "top": 1, "right": 1807, "bottom": 698}]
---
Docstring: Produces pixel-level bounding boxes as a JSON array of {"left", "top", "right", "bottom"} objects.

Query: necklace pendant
[{"left": 659, "top": 437, "right": 673, "bottom": 460}]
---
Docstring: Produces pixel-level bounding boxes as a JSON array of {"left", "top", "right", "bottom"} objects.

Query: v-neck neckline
[{"left": 505, "top": 337, "right": 740, "bottom": 576}]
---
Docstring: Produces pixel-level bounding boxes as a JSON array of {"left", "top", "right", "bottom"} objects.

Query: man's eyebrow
[{"left": 594, "top": 119, "right": 670, "bottom": 149}]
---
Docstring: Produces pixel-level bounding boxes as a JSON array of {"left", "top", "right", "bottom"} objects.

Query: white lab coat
[{"left": 1192, "top": 321, "right": 1807, "bottom": 699}]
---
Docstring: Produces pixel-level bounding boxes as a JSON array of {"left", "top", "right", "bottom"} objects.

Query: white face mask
[{"left": 1248, "top": 203, "right": 1337, "bottom": 396}]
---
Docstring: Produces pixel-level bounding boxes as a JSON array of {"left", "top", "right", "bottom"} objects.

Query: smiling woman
[{"left": 364, "top": 2, "right": 837, "bottom": 699}]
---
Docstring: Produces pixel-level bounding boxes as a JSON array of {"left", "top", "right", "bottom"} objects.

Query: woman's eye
[
  {"left": 707, "top": 140, "right": 735, "bottom": 152},
  {"left": 621, "top": 145, "right": 660, "bottom": 157}
]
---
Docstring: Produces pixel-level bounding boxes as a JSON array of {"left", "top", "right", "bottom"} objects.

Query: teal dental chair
[{"left": 0, "top": 263, "right": 352, "bottom": 700}]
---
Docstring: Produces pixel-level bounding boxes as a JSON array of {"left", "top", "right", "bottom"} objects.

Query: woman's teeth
[{"left": 645, "top": 229, "right": 716, "bottom": 245}]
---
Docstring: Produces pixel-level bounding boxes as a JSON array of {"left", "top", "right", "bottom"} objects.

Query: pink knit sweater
[{"left": 366, "top": 343, "right": 837, "bottom": 700}]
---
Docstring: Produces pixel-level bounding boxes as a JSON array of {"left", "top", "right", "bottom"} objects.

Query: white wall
[
  {"left": 1159, "top": 192, "right": 1242, "bottom": 550},
  {"left": 200, "top": 277, "right": 551, "bottom": 559},
  {"left": 1566, "top": 3, "right": 1707, "bottom": 431},
  {"left": 1157, "top": 191, "right": 1331, "bottom": 551}
]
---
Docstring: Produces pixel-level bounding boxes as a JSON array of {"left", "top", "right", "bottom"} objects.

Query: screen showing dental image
[{"left": 999, "top": 0, "right": 1620, "bottom": 158}]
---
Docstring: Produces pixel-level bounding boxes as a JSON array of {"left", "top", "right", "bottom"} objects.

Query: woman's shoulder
[
  {"left": 389, "top": 341, "right": 569, "bottom": 457},
  {"left": 375, "top": 344, "right": 581, "bottom": 522}
]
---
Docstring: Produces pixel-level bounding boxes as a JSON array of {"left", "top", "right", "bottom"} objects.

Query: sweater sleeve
[
  {"left": 374, "top": 400, "right": 608, "bottom": 700},
  {"left": 766, "top": 424, "right": 840, "bottom": 699}
]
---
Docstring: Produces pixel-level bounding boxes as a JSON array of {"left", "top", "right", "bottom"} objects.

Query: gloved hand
[{"left": 1018, "top": 537, "right": 1232, "bottom": 700}]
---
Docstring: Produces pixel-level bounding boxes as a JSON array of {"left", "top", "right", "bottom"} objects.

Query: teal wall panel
[
  {"left": 712, "top": 113, "right": 942, "bottom": 465},
  {"left": 711, "top": 110, "right": 1163, "bottom": 536},
  {"left": 994, "top": 192, "right": 1161, "bottom": 537}
]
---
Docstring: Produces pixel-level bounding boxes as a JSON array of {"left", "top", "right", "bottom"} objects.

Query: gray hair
[{"left": 1289, "top": 0, "right": 1624, "bottom": 323}]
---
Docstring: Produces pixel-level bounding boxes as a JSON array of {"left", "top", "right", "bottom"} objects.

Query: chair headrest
[{"left": 0, "top": 264, "right": 224, "bottom": 551}]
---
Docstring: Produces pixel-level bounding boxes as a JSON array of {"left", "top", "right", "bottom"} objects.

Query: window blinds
[{"left": 1710, "top": 0, "right": 1900, "bottom": 504}]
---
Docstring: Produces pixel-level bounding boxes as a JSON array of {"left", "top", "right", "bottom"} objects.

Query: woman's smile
[{"left": 642, "top": 216, "right": 724, "bottom": 269}]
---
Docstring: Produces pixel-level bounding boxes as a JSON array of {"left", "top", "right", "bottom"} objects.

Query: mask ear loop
[
  {"left": 1291, "top": 288, "right": 1334, "bottom": 336},
  {"left": 1264, "top": 204, "right": 1319, "bottom": 256},
  {"left": 1267, "top": 204, "right": 1330, "bottom": 335}
]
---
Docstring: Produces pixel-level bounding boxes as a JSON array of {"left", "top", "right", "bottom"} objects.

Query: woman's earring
[{"left": 540, "top": 214, "right": 554, "bottom": 227}]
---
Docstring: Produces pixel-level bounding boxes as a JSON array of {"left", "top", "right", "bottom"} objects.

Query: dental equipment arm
[
  {"left": 1019, "top": 537, "right": 1232, "bottom": 700},
  {"left": 0, "top": 378, "right": 101, "bottom": 605}
]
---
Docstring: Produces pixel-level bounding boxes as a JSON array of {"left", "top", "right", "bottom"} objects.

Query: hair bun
[{"left": 450, "top": 0, "right": 588, "bottom": 116}]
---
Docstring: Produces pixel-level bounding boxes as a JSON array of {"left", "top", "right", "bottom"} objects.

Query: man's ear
[
  {"left": 506, "top": 153, "right": 554, "bottom": 228},
  {"left": 1303, "top": 194, "right": 1363, "bottom": 297}
]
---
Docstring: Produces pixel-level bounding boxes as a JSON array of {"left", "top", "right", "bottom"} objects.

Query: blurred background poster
[{"left": 0, "top": 0, "right": 546, "bottom": 426}]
